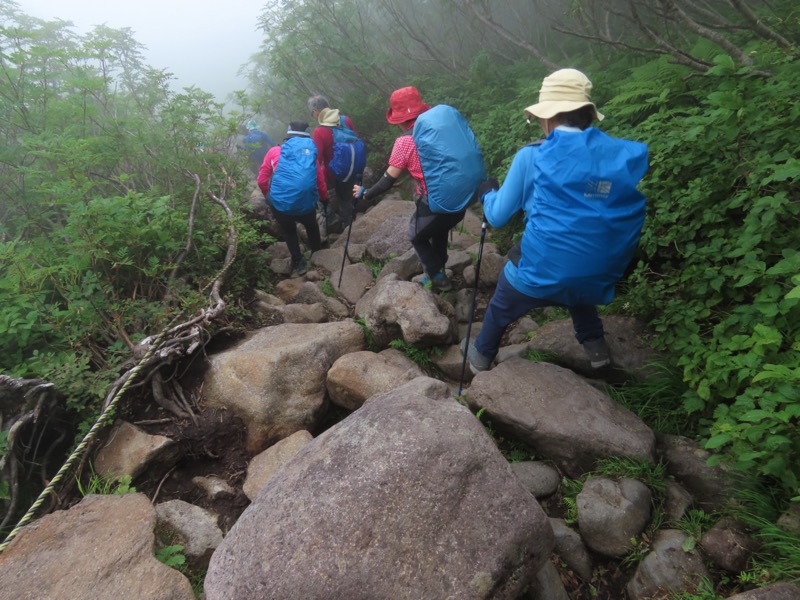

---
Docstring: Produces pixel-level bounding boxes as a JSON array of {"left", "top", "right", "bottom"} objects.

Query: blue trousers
[{"left": 474, "top": 268, "right": 604, "bottom": 359}]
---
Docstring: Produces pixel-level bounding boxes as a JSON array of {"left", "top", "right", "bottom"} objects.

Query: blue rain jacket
[{"left": 483, "top": 126, "right": 648, "bottom": 306}]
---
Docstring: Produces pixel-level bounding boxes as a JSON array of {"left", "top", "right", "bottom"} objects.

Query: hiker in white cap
[{"left": 462, "top": 68, "right": 649, "bottom": 373}]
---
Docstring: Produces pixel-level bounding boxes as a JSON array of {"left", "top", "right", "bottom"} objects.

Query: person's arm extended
[
  {"left": 353, "top": 165, "right": 401, "bottom": 201},
  {"left": 482, "top": 146, "right": 535, "bottom": 228}
]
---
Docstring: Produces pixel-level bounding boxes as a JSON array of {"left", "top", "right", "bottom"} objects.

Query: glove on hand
[{"left": 477, "top": 177, "right": 499, "bottom": 202}]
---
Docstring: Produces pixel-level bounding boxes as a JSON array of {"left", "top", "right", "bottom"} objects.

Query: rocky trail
[{"left": 1, "top": 193, "right": 798, "bottom": 600}]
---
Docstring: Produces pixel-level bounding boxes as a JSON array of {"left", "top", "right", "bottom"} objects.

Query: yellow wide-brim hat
[{"left": 524, "top": 68, "right": 604, "bottom": 121}]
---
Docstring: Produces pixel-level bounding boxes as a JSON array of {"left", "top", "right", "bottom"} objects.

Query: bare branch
[
  {"left": 167, "top": 172, "right": 201, "bottom": 291},
  {"left": 659, "top": 0, "right": 754, "bottom": 66},
  {"left": 727, "top": 0, "right": 793, "bottom": 48},
  {"left": 460, "top": 0, "right": 560, "bottom": 70},
  {"left": 630, "top": 1, "right": 715, "bottom": 71}
]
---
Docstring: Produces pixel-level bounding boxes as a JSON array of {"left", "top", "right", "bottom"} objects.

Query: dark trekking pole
[
  {"left": 338, "top": 180, "right": 361, "bottom": 287},
  {"left": 458, "top": 217, "right": 487, "bottom": 396},
  {"left": 337, "top": 215, "right": 355, "bottom": 287}
]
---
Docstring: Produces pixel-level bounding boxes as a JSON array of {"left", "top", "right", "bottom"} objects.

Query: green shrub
[{"left": 620, "top": 51, "right": 800, "bottom": 497}]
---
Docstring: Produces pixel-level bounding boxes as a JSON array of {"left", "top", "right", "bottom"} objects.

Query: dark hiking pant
[
  {"left": 272, "top": 208, "right": 322, "bottom": 266},
  {"left": 408, "top": 201, "right": 465, "bottom": 277},
  {"left": 475, "top": 269, "right": 604, "bottom": 360},
  {"left": 326, "top": 179, "right": 356, "bottom": 233}
]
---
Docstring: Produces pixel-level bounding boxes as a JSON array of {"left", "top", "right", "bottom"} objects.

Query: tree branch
[
  {"left": 463, "top": 1, "right": 560, "bottom": 70},
  {"left": 727, "top": 0, "right": 793, "bottom": 48},
  {"left": 659, "top": 0, "right": 754, "bottom": 65}
]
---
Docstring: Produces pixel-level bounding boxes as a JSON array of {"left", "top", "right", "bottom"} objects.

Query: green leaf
[
  {"left": 705, "top": 433, "right": 732, "bottom": 450},
  {"left": 750, "top": 325, "right": 783, "bottom": 355},
  {"left": 766, "top": 158, "right": 800, "bottom": 183},
  {"left": 739, "top": 409, "right": 772, "bottom": 423},
  {"left": 737, "top": 450, "right": 765, "bottom": 463},
  {"left": 752, "top": 365, "right": 800, "bottom": 383}
]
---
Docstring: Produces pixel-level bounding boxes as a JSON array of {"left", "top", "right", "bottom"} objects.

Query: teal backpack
[{"left": 413, "top": 105, "right": 486, "bottom": 213}]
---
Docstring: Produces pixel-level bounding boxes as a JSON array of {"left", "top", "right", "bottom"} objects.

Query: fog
[{"left": 15, "top": 0, "right": 268, "bottom": 102}]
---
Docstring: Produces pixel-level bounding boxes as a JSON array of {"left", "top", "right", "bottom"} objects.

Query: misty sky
[{"left": 15, "top": 0, "right": 268, "bottom": 102}]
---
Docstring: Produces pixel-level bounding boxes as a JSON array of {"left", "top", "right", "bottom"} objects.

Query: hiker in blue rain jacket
[
  {"left": 462, "top": 69, "right": 648, "bottom": 373},
  {"left": 245, "top": 119, "right": 275, "bottom": 174},
  {"left": 258, "top": 121, "right": 327, "bottom": 277}
]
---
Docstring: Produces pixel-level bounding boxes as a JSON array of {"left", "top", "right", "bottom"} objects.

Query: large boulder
[
  {"left": 464, "top": 358, "right": 656, "bottom": 476},
  {"left": 377, "top": 247, "right": 423, "bottom": 281},
  {"left": 656, "top": 434, "right": 733, "bottom": 511},
  {"left": 331, "top": 197, "right": 414, "bottom": 248},
  {"left": 576, "top": 477, "right": 652, "bottom": 558},
  {"left": 463, "top": 251, "right": 506, "bottom": 288},
  {"left": 333, "top": 262, "right": 374, "bottom": 305},
  {"left": 355, "top": 275, "right": 456, "bottom": 348},
  {"left": 626, "top": 529, "right": 712, "bottom": 600},
  {"left": 700, "top": 518, "right": 760, "bottom": 574},
  {"left": 326, "top": 350, "right": 424, "bottom": 410},
  {"left": 243, "top": 430, "right": 314, "bottom": 501},
  {"left": 311, "top": 245, "right": 363, "bottom": 275},
  {"left": 527, "top": 315, "right": 661, "bottom": 378},
  {"left": 202, "top": 321, "right": 365, "bottom": 452},
  {"left": 725, "top": 583, "right": 800, "bottom": 599},
  {"left": 204, "top": 378, "right": 554, "bottom": 600},
  {"left": 0, "top": 494, "right": 194, "bottom": 600},
  {"left": 364, "top": 214, "right": 413, "bottom": 260}
]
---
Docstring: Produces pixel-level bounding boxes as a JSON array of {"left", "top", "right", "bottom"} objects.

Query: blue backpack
[
  {"left": 413, "top": 105, "right": 486, "bottom": 214},
  {"left": 328, "top": 116, "right": 367, "bottom": 183},
  {"left": 518, "top": 127, "right": 648, "bottom": 305},
  {"left": 268, "top": 136, "right": 319, "bottom": 216}
]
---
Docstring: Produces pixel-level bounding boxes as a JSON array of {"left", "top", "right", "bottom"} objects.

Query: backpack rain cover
[
  {"left": 269, "top": 136, "right": 319, "bottom": 216},
  {"left": 519, "top": 126, "right": 648, "bottom": 305},
  {"left": 413, "top": 105, "right": 486, "bottom": 213}
]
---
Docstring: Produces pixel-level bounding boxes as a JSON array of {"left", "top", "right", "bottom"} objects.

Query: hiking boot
[
  {"left": 294, "top": 257, "right": 309, "bottom": 276},
  {"left": 460, "top": 338, "right": 492, "bottom": 374},
  {"left": 582, "top": 336, "right": 611, "bottom": 368},
  {"left": 431, "top": 272, "right": 452, "bottom": 291}
]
